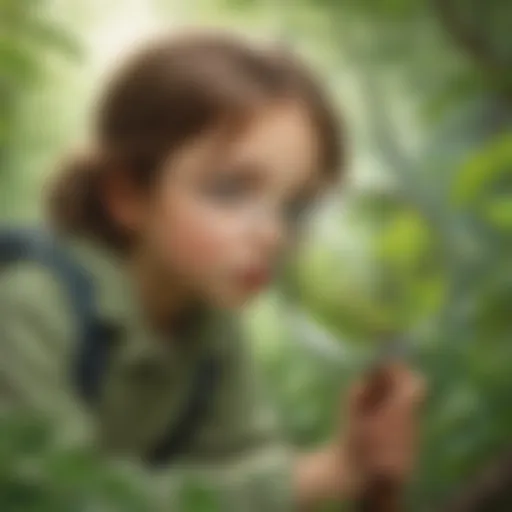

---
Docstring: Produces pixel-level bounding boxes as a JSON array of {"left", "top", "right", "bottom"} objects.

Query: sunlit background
[{"left": 1, "top": 0, "right": 511, "bottom": 510}]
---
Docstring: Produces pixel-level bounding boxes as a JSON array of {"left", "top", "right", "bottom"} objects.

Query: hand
[
  {"left": 344, "top": 363, "right": 426, "bottom": 492},
  {"left": 294, "top": 363, "right": 425, "bottom": 510}
]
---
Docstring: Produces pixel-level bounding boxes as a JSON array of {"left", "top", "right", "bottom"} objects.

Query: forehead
[
  {"left": 168, "top": 100, "right": 322, "bottom": 190},
  {"left": 227, "top": 100, "right": 321, "bottom": 188}
]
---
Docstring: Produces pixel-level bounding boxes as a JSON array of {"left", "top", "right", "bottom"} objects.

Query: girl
[{"left": 0, "top": 32, "right": 424, "bottom": 510}]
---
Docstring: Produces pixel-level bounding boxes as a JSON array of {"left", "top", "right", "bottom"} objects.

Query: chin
[{"left": 211, "top": 288, "right": 259, "bottom": 310}]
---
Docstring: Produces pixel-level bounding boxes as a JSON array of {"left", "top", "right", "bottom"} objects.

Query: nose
[{"left": 253, "top": 207, "right": 286, "bottom": 258}]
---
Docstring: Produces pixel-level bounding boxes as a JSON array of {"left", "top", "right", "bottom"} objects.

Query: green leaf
[
  {"left": 0, "top": 36, "right": 42, "bottom": 85},
  {"left": 452, "top": 132, "right": 512, "bottom": 206},
  {"left": 422, "top": 71, "right": 488, "bottom": 124},
  {"left": 19, "top": 17, "right": 83, "bottom": 59},
  {"left": 481, "top": 195, "right": 512, "bottom": 229},
  {"left": 179, "top": 479, "right": 221, "bottom": 512}
]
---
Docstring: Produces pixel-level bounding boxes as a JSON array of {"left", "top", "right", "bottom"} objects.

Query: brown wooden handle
[{"left": 356, "top": 475, "right": 402, "bottom": 512}]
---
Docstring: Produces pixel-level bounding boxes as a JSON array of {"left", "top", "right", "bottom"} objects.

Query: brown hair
[{"left": 48, "top": 31, "right": 344, "bottom": 250}]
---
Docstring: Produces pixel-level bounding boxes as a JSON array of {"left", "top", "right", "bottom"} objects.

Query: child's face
[{"left": 139, "top": 101, "right": 323, "bottom": 308}]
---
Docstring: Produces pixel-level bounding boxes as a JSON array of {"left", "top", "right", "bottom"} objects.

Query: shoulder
[
  {"left": 0, "top": 261, "right": 75, "bottom": 338},
  {"left": 1, "top": 260, "right": 64, "bottom": 296},
  {"left": 0, "top": 261, "right": 95, "bottom": 430}
]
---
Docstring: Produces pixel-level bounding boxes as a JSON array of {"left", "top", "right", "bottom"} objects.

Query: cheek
[
  {"left": 172, "top": 220, "right": 225, "bottom": 270},
  {"left": 151, "top": 192, "right": 238, "bottom": 273}
]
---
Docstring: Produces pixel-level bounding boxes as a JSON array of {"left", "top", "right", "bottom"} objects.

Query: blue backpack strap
[{"left": 0, "top": 226, "right": 112, "bottom": 406}]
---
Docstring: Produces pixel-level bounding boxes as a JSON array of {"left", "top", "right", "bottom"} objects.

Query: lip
[{"left": 239, "top": 267, "right": 271, "bottom": 290}]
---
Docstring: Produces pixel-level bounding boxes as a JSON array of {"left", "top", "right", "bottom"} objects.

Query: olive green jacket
[{"left": 0, "top": 236, "right": 295, "bottom": 511}]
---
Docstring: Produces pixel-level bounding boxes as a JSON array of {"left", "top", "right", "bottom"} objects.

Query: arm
[
  {"left": 0, "top": 266, "right": 347, "bottom": 511},
  {"left": 172, "top": 316, "right": 355, "bottom": 512},
  {"left": 0, "top": 267, "right": 420, "bottom": 511},
  {"left": 296, "top": 444, "right": 352, "bottom": 510},
  {"left": 176, "top": 317, "right": 423, "bottom": 512}
]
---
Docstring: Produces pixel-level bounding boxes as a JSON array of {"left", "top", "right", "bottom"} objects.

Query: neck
[{"left": 128, "top": 249, "right": 196, "bottom": 335}]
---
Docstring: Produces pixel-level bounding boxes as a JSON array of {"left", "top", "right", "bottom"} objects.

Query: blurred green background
[{"left": 0, "top": 0, "right": 511, "bottom": 510}]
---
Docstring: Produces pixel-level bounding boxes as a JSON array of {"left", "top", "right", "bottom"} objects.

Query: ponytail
[{"left": 46, "top": 150, "right": 128, "bottom": 250}]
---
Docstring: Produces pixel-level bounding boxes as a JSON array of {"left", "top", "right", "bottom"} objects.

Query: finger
[
  {"left": 359, "top": 424, "right": 417, "bottom": 466},
  {"left": 348, "top": 380, "right": 366, "bottom": 408},
  {"left": 383, "top": 361, "right": 410, "bottom": 378},
  {"left": 350, "top": 367, "right": 426, "bottom": 421},
  {"left": 387, "top": 364, "right": 422, "bottom": 389},
  {"left": 358, "top": 411, "right": 416, "bottom": 445},
  {"left": 356, "top": 404, "right": 419, "bottom": 444},
  {"left": 385, "top": 370, "right": 426, "bottom": 409},
  {"left": 372, "top": 361, "right": 409, "bottom": 387},
  {"left": 363, "top": 363, "right": 417, "bottom": 402},
  {"left": 365, "top": 450, "right": 415, "bottom": 480},
  {"left": 369, "top": 417, "right": 417, "bottom": 451}
]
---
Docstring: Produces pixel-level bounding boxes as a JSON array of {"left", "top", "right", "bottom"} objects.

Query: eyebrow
[
  {"left": 204, "top": 153, "right": 322, "bottom": 201},
  {"left": 202, "top": 162, "right": 261, "bottom": 187}
]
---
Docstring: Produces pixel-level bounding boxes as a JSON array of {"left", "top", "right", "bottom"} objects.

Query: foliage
[
  {"left": 0, "top": 414, "right": 153, "bottom": 512},
  {"left": 0, "top": 0, "right": 83, "bottom": 217},
  {"left": 219, "top": 0, "right": 512, "bottom": 508},
  {"left": 0, "top": 0, "right": 511, "bottom": 510}
]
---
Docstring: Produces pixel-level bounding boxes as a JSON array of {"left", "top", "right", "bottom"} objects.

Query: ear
[{"left": 101, "top": 168, "right": 147, "bottom": 234}]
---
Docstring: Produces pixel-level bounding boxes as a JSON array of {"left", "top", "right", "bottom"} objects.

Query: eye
[
  {"left": 203, "top": 174, "right": 253, "bottom": 202},
  {"left": 284, "top": 197, "right": 313, "bottom": 225}
]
